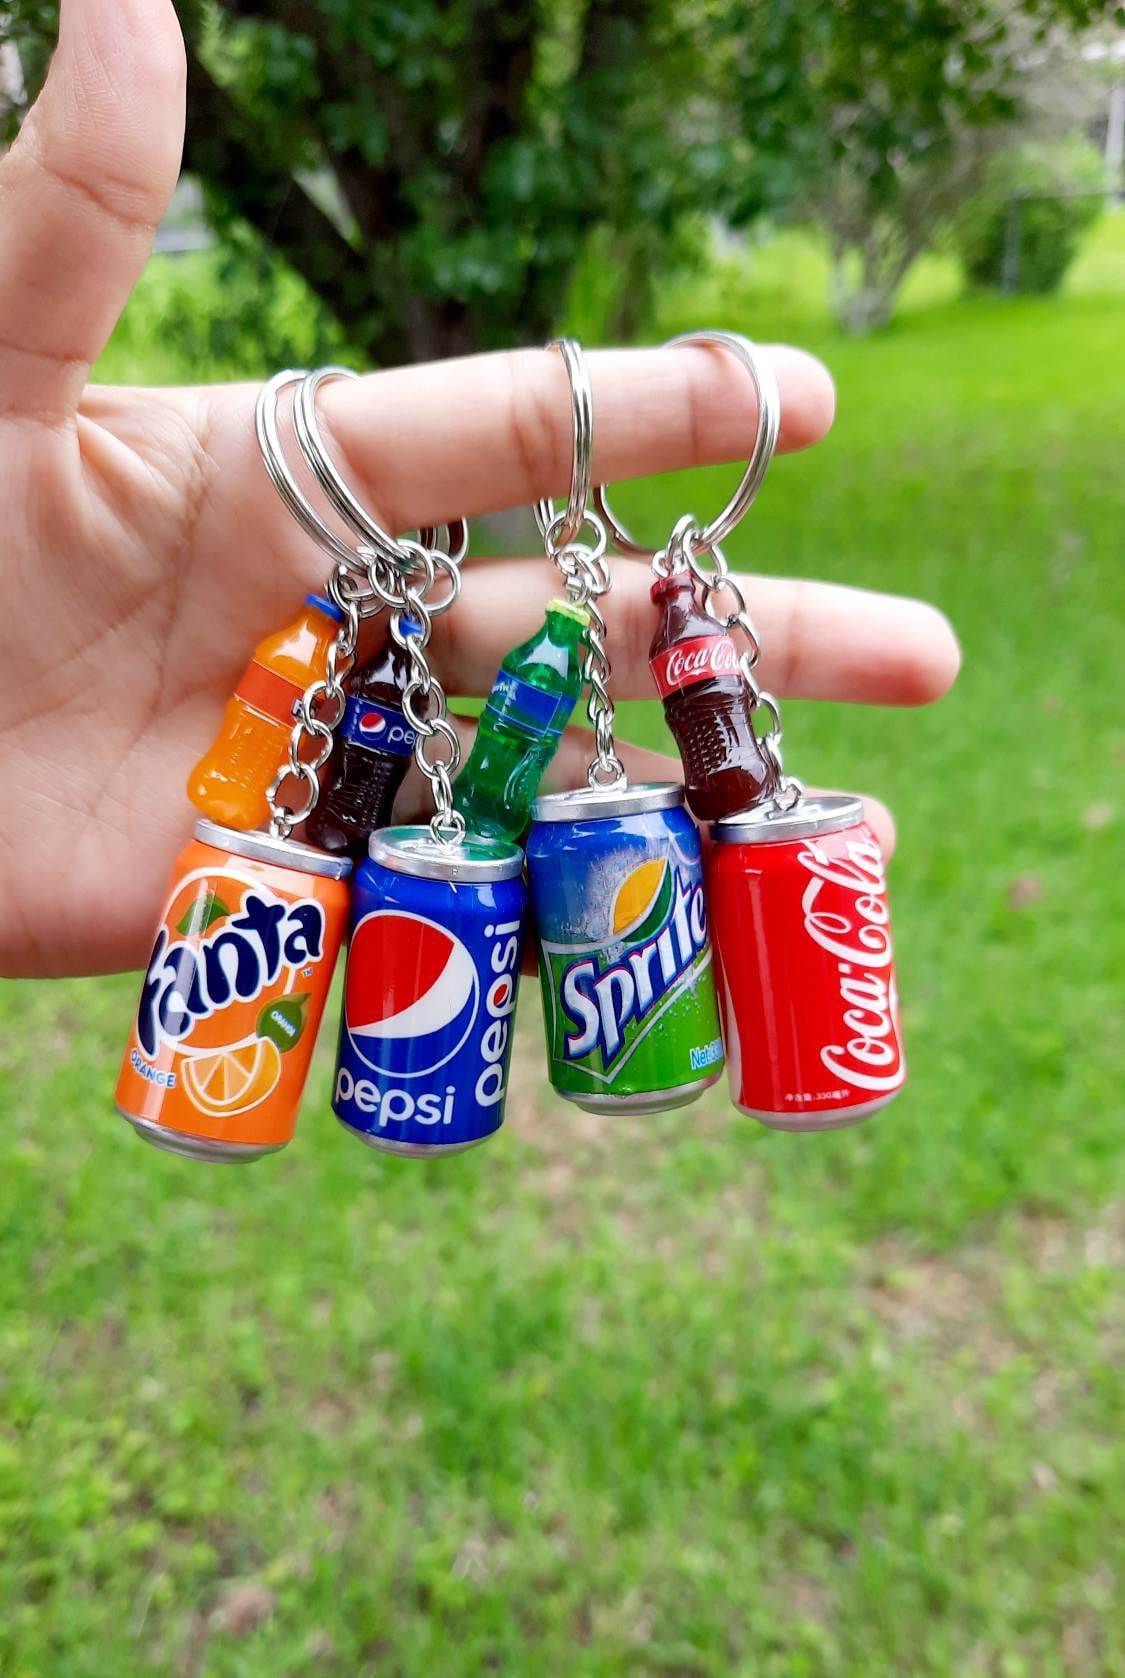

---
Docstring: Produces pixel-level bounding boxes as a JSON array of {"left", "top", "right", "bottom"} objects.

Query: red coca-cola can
[{"left": 706, "top": 795, "right": 906, "bottom": 1130}]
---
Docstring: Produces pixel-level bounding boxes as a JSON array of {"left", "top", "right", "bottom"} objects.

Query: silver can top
[
  {"left": 194, "top": 819, "right": 353, "bottom": 879},
  {"left": 712, "top": 794, "right": 866, "bottom": 846},
  {"left": 367, "top": 825, "right": 525, "bottom": 882},
  {"left": 531, "top": 781, "right": 685, "bottom": 824}
]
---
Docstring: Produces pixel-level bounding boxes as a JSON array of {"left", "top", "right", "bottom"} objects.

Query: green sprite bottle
[{"left": 454, "top": 599, "right": 590, "bottom": 842}]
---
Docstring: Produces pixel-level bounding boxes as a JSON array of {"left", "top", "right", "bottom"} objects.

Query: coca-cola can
[{"left": 707, "top": 795, "right": 906, "bottom": 1130}]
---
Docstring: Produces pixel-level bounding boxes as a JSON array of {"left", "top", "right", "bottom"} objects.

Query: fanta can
[
  {"left": 116, "top": 820, "right": 351, "bottom": 1161},
  {"left": 187, "top": 594, "right": 343, "bottom": 831}
]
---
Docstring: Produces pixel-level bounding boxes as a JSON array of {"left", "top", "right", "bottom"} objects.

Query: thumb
[{"left": 0, "top": 0, "right": 185, "bottom": 425}]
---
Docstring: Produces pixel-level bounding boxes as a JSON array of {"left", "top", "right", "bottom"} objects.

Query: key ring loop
[
  {"left": 592, "top": 331, "right": 781, "bottom": 561},
  {"left": 256, "top": 370, "right": 370, "bottom": 571},
  {"left": 534, "top": 338, "right": 596, "bottom": 552},
  {"left": 256, "top": 368, "right": 468, "bottom": 573},
  {"left": 295, "top": 367, "right": 470, "bottom": 568}
]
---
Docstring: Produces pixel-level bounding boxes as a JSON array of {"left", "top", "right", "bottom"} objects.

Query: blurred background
[{"left": 0, "top": 2, "right": 1122, "bottom": 1673}]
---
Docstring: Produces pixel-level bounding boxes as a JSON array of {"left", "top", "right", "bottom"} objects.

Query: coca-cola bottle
[
  {"left": 305, "top": 632, "right": 415, "bottom": 857},
  {"left": 649, "top": 570, "right": 778, "bottom": 821}
]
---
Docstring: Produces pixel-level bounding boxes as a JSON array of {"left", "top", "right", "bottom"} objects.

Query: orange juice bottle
[{"left": 188, "top": 594, "right": 343, "bottom": 830}]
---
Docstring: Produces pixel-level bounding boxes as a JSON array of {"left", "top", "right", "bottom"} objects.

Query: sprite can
[{"left": 526, "top": 783, "right": 724, "bottom": 1113}]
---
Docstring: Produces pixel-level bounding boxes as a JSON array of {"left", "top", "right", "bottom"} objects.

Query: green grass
[{"left": 1, "top": 216, "right": 1123, "bottom": 1676}]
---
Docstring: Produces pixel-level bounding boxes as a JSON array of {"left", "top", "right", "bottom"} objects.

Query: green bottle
[{"left": 454, "top": 599, "right": 590, "bottom": 842}]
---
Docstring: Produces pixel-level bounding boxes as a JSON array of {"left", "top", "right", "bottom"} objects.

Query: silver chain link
[
  {"left": 542, "top": 507, "right": 626, "bottom": 791},
  {"left": 259, "top": 373, "right": 468, "bottom": 843},
  {"left": 655, "top": 518, "right": 803, "bottom": 813}
]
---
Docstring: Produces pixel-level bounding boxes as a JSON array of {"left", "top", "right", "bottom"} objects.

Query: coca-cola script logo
[
  {"left": 650, "top": 635, "right": 739, "bottom": 700},
  {"left": 797, "top": 832, "right": 905, "bottom": 1097}
]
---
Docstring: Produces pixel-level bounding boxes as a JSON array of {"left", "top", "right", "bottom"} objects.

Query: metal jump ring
[
  {"left": 534, "top": 339, "right": 594, "bottom": 550},
  {"left": 593, "top": 331, "right": 781, "bottom": 560}
]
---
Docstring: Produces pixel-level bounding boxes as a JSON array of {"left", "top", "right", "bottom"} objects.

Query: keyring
[
  {"left": 256, "top": 367, "right": 469, "bottom": 571},
  {"left": 256, "top": 370, "right": 370, "bottom": 570},
  {"left": 592, "top": 331, "right": 781, "bottom": 560},
  {"left": 534, "top": 338, "right": 595, "bottom": 552}
]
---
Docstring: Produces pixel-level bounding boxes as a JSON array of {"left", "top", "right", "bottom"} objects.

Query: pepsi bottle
[
  {"left": 454, "top": 599, "right": 590, "bottom": 843},
  {"left": 305, "top": 632, "right": 415, "bottom": 858}
]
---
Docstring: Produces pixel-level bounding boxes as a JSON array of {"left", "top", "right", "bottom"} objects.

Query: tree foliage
[{"left": 1, "top": 0, "right": 1118, "bottom": 352}]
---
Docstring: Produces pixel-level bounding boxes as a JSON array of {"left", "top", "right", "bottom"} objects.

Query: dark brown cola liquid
[
  {"left": 305, "top": 633, "right": 413, "bottom": 858},
  {"left": 649, "top": 571, "right": 777, "bottom": 822}
]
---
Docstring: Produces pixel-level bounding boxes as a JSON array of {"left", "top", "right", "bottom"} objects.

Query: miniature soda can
[
  {"left": 707, "top": 794, "right": 906, "bottom": 1130},
  {"left": 526, "top": 783, "right": 724, "bottom": 1113},
  {"left": 116, "top": 820, "right": 351, "bottom": 1161},
  {"left": 333, "top": 826, "right": 526, "bottom": 1156}
]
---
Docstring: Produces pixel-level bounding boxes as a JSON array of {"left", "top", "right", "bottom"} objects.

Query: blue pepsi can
[{"left": 332, "top": 826, "right": 526, "bottom": 1156}]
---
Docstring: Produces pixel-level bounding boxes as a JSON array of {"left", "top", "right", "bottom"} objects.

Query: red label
[
  {"left": 235, "top": 660, "right": 303, "bottom": 727},
  {"left": 706, "top": 823, "right": 906, "bottom": 1123},
  {"left": 650, "top": 635, "right": 740, "bottom": 699}
]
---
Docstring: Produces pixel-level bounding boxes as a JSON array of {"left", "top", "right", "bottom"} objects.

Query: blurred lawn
[{"left": 1, "top": 218, "right": 1123, "bottom": 1676}]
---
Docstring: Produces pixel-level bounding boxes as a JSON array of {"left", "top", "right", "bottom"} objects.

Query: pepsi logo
[
  {"left": 358, "top": 712, "right": 388, "bottom": 737},
  {"left": 344, "top": 911, "right": 479, "bottom": 1079}
]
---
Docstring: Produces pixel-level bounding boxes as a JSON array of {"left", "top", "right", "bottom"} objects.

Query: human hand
[{"left": 0, "top": 0, "right": 959, "bottom": 979}]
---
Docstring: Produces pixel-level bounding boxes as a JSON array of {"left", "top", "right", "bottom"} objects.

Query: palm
[{"left": 0, "top": 0, "right": 958, "bottom": 979}]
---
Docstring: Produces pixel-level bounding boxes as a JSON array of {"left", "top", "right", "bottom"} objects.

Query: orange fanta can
[
  {"left": 116, "top": 821, "right": 351, "bottom": 1161},
  {"left": 187, "top": 593, "right": 344, "bottom": 831}
]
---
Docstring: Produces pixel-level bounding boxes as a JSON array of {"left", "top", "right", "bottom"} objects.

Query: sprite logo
[{"left": 544, "top": 859, "right": 711, "bottom": 1076}]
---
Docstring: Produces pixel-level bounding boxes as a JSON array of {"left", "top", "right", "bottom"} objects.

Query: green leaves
[
  {"left": 175, "top": 892, "right": 230, "bottom": 937},
  {"left": 256, "top": 994, "right": 311, "bottom": 1054}
]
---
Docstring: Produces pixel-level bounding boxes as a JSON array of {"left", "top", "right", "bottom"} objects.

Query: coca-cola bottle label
[
  {"left": 340, "top": 696, "right": 416, "bottom": 757},
  {"left": 650, "top": 635, "right": 740, "bottom": 700}
]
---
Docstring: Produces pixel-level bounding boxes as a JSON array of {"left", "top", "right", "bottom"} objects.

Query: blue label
[
  {"left": 341, "top": 697, "right": 415, "bottom": 757},
  {"left": 484, "top": 672, "right": 576, "bottom": 739},
  {"left": 332, "top": 858, "right": 528, "bottom": 1152}
]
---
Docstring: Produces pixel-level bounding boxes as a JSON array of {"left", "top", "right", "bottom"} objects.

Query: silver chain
[
  {"left": 259, "top": 372, "right": 468, "bottom": 843},
  {"left": 655, "top": 517, "right": 803, "bottom": 813},
  {"left": 542, "top": 507, "right": 626, "bottom": 791}
]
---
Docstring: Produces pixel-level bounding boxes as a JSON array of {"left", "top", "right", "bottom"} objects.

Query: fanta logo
[
  {"left": 137, "top": 887, "right": 326, "bottom": 1058},
  {"left": 561, "top": 867, "right": 708, "bottom": 1068},
  {"left": 797, "top": 835, "right": 904, "bottom": 1096},
  {"left": 650, "top": 635, "right": 739, "bottom": 699},
  {"left": 343, "top": 910, "right": 521, "bottom": 1110}
]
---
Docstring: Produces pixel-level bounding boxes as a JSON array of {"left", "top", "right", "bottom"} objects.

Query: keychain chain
[
  {"left": 541, "top": 507, "right": 626, "bottom": 791},
  {"left": 266, "top": 538, "right": 465, "bottom": 844},
  {"left": 260, "top": 363, "right": 468, "bottom": 843},
  {"left": 654, "top": 515, "right": 803, "bottom": 813}
]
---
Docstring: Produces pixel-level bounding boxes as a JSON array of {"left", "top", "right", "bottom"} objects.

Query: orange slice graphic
[{"left": 181, "top": 1038, "right": 282, "bottom": 1118}]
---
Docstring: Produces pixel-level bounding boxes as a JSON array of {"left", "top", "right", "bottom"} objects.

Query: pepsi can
[{"left": 332, "top": 826, "right": 527, "bottom": 1156}]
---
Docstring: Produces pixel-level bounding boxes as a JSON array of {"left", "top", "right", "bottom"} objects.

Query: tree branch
[{"left": 180, "top": 39, "right": 398, "bottom": 355}]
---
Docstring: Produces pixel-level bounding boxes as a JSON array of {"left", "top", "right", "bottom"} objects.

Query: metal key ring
[
  {"left": 592, "top": 331, "right": 781, "bottom": 561},
  {"left": 534, "top": 338, "right": 598, "bottom": 552},
  {"left": 256, "top": 370, "right": 372, "bottom": 570},
  {"left": 295, "top": 368, "right": 469, "bottom": 568}
]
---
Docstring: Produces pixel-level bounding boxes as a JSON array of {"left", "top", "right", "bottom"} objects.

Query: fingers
[
  {"left": 427, "top": 557, "right": 961, "bottom": 706},
  {"left": 319, "top": 342, "right": 835, "bottom": 533},
  {"left": 0, "top": 0, "right": 185, "bottom": 423},
  {"left": 393, "top": 718, "right": 898, "bottom": 858}
]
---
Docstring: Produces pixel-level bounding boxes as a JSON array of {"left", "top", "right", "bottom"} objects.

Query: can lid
[
  {"left": 367, "top": 825, "right": 524, "bottom": 882},
  {"left": 306, "top": 591, "right": 345, "bottom": 624},
  {"left": 531, "top": 781, "right": 685, "bottom": 823},
  {"left": 712, "top": 793, "right": 866, "bottom": 846},
  {"left": 194, "top": 819, "right": 353, "bottom": 878}
]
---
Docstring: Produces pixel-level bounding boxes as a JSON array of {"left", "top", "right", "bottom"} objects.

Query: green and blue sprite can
[{"left": 526, "top": 783, "right": 724, "bottom": 1113}]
